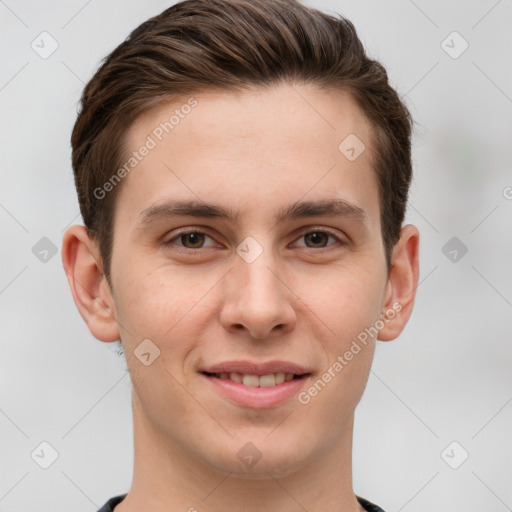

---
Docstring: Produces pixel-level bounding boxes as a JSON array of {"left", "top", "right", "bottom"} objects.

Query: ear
[
  {"left": 61, "top": 225, "right": 120, "bottom": 342},
  {"left": 378, "top": 224, "right": 420, "bottom": 341}
]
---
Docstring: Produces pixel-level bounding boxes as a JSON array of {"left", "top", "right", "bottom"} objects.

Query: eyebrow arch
[
  {"left": 276, "top": 198, "right": 366, "bottom": 223},
  {"left": 138, "top": 198, "right": 366, "bottom": 226}
]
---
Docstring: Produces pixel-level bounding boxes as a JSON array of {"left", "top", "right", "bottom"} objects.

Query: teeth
[
  {"left": 242, "top": 374, "right": 260, "bottom": 387},
  {"left": 259, "top": 374, "right": 275, "bottom": 387},
  {"left": 215, "top": 372, "right": 297, "bottom": 387},
  {"left": 230, "top": 372, "right": 243, "bottom": 383}
]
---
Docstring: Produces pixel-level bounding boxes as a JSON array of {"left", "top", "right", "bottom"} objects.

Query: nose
[{"left": 219, "top": 245, "right": 297, "bottom": 341}]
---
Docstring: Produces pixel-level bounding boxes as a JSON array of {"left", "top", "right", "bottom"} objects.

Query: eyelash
[{"left": 163, "top": 227, "right": 346, "bottom": 253}]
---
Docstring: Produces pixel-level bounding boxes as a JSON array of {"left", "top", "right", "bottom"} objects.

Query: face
[{"left": 107, "top": 83, "right": 392, "bottom": 476}]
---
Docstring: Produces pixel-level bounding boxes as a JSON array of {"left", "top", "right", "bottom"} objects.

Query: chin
[{"left": 202, "top": 432, "right": 313, "bottom": 479}]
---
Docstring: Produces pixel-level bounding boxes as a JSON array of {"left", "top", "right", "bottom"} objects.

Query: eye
[
  {"left": 293, "top": 229, "right": 345, "bottom": 250},
  {"left": 163, "top": 227, "right": 346, "bottom": 252},
  {"left": 164, "top": 230, "right": 217, "bottom": 249}
]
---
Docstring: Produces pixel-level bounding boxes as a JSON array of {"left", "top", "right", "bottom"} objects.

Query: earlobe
[
  {"left": 61, "top": 225, "right": 120, "bottom": 342},
  {"left": 378, "top": 224, "right": 420, "bottom": 341}
]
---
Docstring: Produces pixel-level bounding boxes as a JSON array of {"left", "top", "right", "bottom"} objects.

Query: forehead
[
  {"left": 128, "top": 84, "right": 373, "bottom": 155},
  {"left": 117, "top": 83, "right": 379, "bottom": 229}
]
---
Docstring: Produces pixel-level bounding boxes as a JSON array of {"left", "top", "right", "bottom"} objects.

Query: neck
[{"left": 118, "top": 396, "right": 364, "bottom": 512}]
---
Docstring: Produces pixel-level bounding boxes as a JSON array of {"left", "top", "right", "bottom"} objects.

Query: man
[{"left": 62, "top": 1, "right": 419, "bottom": 510}]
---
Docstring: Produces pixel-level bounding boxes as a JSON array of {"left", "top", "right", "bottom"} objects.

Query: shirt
[{"left": 97, "top": 494, "right": 385, "bottom": 511}]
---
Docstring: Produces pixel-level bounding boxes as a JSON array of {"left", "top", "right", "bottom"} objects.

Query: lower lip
[{"left": 201, "top": 374, "right": 311, "bottom": 409}]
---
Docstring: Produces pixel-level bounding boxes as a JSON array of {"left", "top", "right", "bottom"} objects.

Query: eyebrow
[{"left": 138, "top": 198, "right": 366, "bottom": 226}]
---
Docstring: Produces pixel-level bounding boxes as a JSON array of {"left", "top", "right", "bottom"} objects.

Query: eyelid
[
  {"left": 164, "top": 225, "right": 347, "bottom": 250},
  {"left": 164, "top": 226, "right": 219, "bottom": 247},
  {"left": 290, "top": 226, "right": 347, "bottom": 248}
]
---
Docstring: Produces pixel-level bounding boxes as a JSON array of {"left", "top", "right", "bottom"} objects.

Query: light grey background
[{"left": 1, "top": 0, "right": 511, "bottom": 510}]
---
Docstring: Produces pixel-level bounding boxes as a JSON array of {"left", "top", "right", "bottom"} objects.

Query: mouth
[
  {"left": 201, "top": 371, "right": 310, "bottom": 388},
  {"left": 199, "top": 361, "right": 312, "bottom": 408}
]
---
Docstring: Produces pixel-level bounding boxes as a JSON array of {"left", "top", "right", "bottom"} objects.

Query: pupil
[
  {"left": 180, "top": 232, "right": 328, "bottom": 249},
  {"left": 183, "top": 233, "right": 204, "bottom": 248},
  {"left": 306, "top": 232, "right": 327, "bottom": 247}
]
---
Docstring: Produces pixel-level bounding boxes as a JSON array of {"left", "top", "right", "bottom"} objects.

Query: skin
[{"left": 62, "top": 82, "right": 419, "bottom": 512}]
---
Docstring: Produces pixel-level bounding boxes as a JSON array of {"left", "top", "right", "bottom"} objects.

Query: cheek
[
  {"left": 307, "top": 263, "right": 386, "bottom": 348},
  {"left": 114, "top": 263, "right": 198, "bottom": 338},
  {"left": 114, "top": 268, "right": 208, "bottom": 422},
  {"left": 297, "top": 265, "right": 383, "bottom": 411},
  {"left": 112, "top": 262, "right": 220, "bottom": 388}
]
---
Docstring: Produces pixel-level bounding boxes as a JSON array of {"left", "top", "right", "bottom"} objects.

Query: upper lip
[{"left": 200, "top": 360, "right": 311, "bottom": 376}]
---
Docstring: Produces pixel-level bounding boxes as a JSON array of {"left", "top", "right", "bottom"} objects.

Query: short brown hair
[{"left": 71, "top": 0, "right": 413, "bottom": 283}]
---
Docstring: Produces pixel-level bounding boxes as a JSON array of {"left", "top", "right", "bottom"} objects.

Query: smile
[
  {"left": 200, "top": 371, "right": 311, "bottom": 409},
  {"left": 202, "top": 371, "right": 306, "bottom": 387}
]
